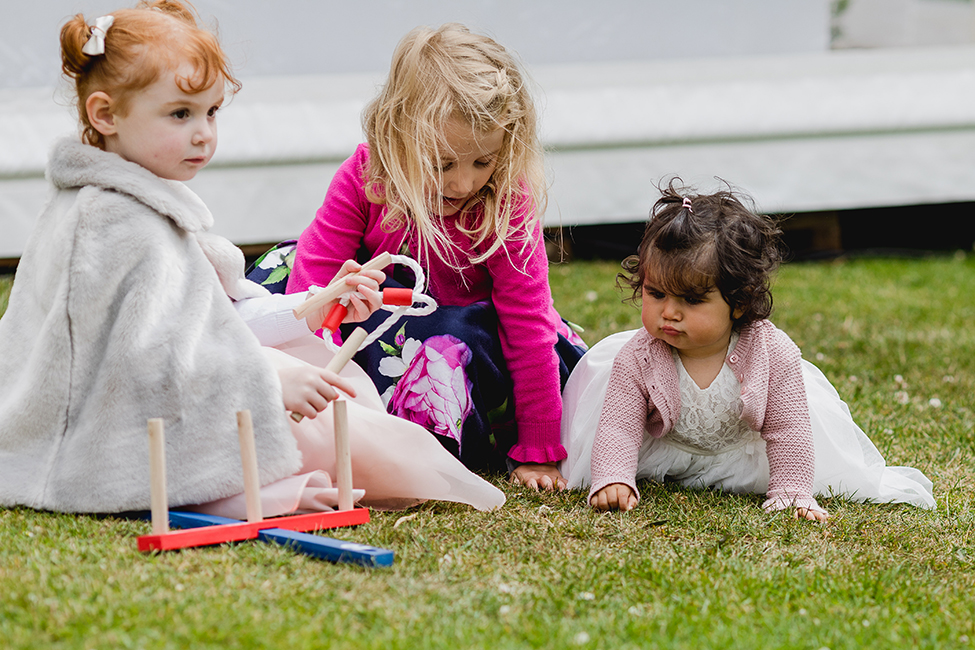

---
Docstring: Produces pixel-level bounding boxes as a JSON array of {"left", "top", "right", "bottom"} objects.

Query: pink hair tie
[{"left": 682, "top": 197, "right": 693, "bottom": 213}]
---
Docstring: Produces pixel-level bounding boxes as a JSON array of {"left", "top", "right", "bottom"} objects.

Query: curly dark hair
[{"left": 618, "top": 178, "right": 784, "bottom": 329}]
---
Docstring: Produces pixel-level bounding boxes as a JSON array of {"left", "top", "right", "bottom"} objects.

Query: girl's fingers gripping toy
[
  {"left": 291, "top": 251, "right": 393, "bottom": 323},
  {"left": 289, "top": 251, "right": 437, "bottom": 422},
  {"left": 136, "top": 407, "right": 394, "bottom": 567}
]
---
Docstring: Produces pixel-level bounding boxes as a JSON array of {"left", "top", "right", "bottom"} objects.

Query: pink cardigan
[
  {"left": 589, "top": 321, "right": 821, "bottom": 512},
  {"left": 287, "top": 144, "right": 567, "bottom": 463}
]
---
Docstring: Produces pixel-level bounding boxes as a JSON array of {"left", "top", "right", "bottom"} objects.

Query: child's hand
[
  {"left": 278, "top": 365, "right": 357, "bottom": 420},
  {"left": 304, "top": 260, "right": 386, "bottom": 331},
  {"left": 794, "top": 507, "right": 829, "bottom": 522},
  {"left": 510, "top": 462, "right": 567, "bottom": 491},
  {"left": 335, "top": 258, "right": 385, "bottom": 323},
  {"left": 590, "top": 483, "right": 638, "bottom": 512}
]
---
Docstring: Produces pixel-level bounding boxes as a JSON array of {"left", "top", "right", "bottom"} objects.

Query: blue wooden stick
[{"left": 258, "top": 528, "right": 394, "bottom": 567}]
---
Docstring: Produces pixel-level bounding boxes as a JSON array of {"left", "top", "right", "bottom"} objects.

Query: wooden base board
[{"left": 136, "top": 509, "right": 393, "bottom": 567}]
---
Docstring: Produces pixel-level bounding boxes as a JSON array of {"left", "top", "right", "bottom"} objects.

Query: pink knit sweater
[
  {"left": 589, "top": 321, "right": 822, "bottom": 512},
  {"left": 286, "top": 144, "right": 567, "bottom": 463}
]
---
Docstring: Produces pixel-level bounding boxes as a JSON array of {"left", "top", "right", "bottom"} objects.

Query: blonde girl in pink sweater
[
  {"left": 560, "top": 181, "right": 935, "bottom": 516},
  {"left": 285, "top": 24, "right": 586, "bottom": 489}
]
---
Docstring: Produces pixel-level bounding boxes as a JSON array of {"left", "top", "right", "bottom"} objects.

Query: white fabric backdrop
[{"left": 6, "top": 2, "right": 975, "bottom": 257}]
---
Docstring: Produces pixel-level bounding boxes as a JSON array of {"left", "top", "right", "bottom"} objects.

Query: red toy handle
[
  {"left": 322, "top": 304, "right": 348, "bottom": 333},
  {"left": 382, "top": 287, "right": 414, "bottom": 306}
]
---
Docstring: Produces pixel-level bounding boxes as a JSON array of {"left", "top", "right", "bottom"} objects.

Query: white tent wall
[{"left": 3, "top": 0, "right": 975, "bottom": 259}]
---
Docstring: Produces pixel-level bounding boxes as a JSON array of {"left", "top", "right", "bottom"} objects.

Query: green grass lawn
[{"left": 1, "top": 255, "right": 973, "bottom": 650}]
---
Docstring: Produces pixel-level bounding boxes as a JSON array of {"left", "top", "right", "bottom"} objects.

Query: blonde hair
[
  {"left": 60, "top": 0, "right": 240, "bottom": 150},
  {"left": 362, "top": 23, "right": 547, "bottom": 269}
]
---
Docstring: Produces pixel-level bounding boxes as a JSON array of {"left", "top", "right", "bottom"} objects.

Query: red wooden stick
[{"left": 137, "top": 508, "right": 369, "bottom": 552}]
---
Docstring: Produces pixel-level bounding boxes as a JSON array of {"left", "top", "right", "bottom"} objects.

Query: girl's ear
[
  {"left": 86, "top": 91, "right": 117, "bottom": 137},
  {"left": 732, "top": 306, "right": 744, "bottom": 321}
]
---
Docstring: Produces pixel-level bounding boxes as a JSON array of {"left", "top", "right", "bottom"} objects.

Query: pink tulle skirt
[{"left": 194, "top": 335, "right": 506, "bottom": 519}]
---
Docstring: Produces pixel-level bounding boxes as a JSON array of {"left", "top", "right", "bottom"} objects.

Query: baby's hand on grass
[
  {"left": 510, "top": 463, "right": 567, "bottom": 491},
  {"left": 590, "top": 483, "right": 638, "bottom": 512},
  {"left": 794, "top": 507, "right": 829, "bottom": 522},
  {"left": 278, "top": 365, "right": 357, "bottom": 420}
]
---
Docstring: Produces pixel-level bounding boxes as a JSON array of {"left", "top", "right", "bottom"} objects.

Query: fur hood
[{"left": 47, "top": 137, "right": 213, "bottom": 233}]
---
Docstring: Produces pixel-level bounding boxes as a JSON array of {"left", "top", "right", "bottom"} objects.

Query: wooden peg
[
  {"left": 333, "top": 400, "right": 353, "bottom": 511},
  {"left": 236, "top": 410, "right": 263, "bottom": 523},
  {"left": 325, "top": 327, "right": 368, "bottom": 375},
  {"left": 147, "top": 418, "right": 168, "bottom": 535}
]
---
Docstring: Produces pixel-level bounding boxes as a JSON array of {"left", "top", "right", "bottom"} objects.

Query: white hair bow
[{"left": 82, "top": 15, "right": 114, "bottom": 56}]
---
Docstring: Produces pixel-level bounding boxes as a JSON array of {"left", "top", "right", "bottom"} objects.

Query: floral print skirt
[{"left": 339, "top": 293, "right": 587, "bottom": 474}]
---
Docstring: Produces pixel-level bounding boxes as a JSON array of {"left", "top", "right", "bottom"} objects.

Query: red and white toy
[{"left": 289, "top": 251, "right": 437, "bottom": 422}]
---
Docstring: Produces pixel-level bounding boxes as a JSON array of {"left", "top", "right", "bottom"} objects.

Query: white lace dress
[{"left": 560, "top": 329, "right": 935, "bottom": 508}]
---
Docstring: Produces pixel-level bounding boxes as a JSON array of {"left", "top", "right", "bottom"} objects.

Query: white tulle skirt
[
  {"left": 559, "top": 330, "right": 935, "bottom": 509},
  {"left": 195, "top": 335, "right": 506, "bottom": 519}
]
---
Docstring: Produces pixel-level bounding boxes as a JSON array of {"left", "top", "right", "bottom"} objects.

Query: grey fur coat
[{"left": 0, "top": 139, "right": 301, "bottom": 513}]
